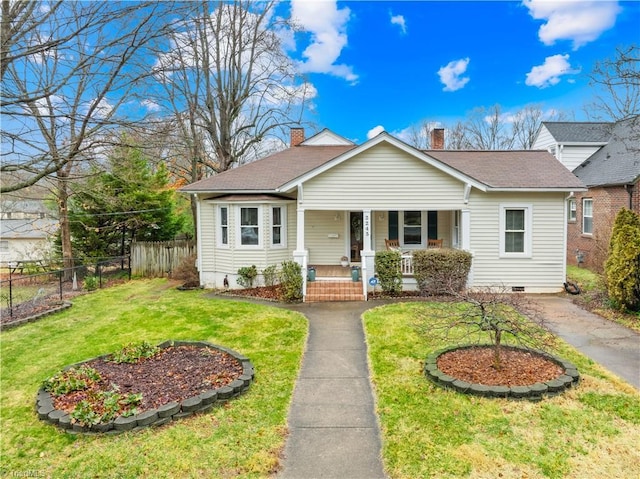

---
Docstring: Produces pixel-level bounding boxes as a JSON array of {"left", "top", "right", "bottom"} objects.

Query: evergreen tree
[
  {"left": 605, "top": 208, "right": 640, "bottom": 311},
  {"left": 69, "top": 143, "right": 184, "bottom": 259}
]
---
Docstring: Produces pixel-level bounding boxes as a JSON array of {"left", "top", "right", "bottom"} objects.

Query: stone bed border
[
  {"left": 36, "top": 340, "right": 254, "bottom": 434},
  {"left": 1, "top": 301, "right": 73, "bottom": 331},
  {"left": 424, "top": 344, "right": 580, "bottom": 401}
]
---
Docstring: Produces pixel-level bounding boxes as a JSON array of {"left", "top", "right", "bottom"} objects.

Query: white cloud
[
  {"left": 367, "top": 125, "right": 385, "bottom": 139},
  {"left": 438, "top": 58, "right": 470, "bottom": 92},
  {"left": 525, "top": 54, "right": 580, "bottom": 88},
  {"left": 390, "top": 13, "right": 407, "bottom": 34},
  {"left": 523, "top": 0, "right": 620, "bottom": 49},
  {"left": 141, "top": 99, "right": 161, "bottom": 112},
  {"left": 290, "top": 0, "right": 358, "bottom": 84}
]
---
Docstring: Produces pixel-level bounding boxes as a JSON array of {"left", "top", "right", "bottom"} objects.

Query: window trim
[
  {"left": 270, "top": 205, "right": 287, "bottom": 248},
  {"left": 567, "top": 198, "right": 577, "bottom": 223},
  {"left": 401, "top": 210, "right": 425, "bottom": 247},
  {"left": 236, "top": 205, "right": 262, "bottom": 249},
  {"left": 499, "top": 204, "right": 532, "bottom": 258},
  {"left": 582, "top": 198, "right": 593, "bottom": 235},
  {"left": 218, "top": 205, "right": 229, "bottom": 248}
]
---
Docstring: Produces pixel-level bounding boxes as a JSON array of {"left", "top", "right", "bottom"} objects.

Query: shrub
[
  {"left": 412, "top": 249, "right": 472, "bottom": 295},
  {"left": 83, "top": 275, "right": 99, "bottom": 291},
  {"left": 237, "top": 265, "right": 258, "bottom": 288},
  {"left": 279, "top": 261, "right": 302, "bottom": 302},
  {"left": 172, "top": 254, "right": 199, "bottom": 287},
  {"left": 375, "top": 250, "right": 403, "bottom": 295},
  {"left": 262, "top": 264, "right": 278, "bottom": 287},
  {"left": 605, "top": 208, "right": 640, "bottom": 311}
]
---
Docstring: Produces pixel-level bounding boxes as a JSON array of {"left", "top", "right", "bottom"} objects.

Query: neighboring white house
[
  {"left": 532, "top": 121, "right": 612, "bottom": 172},
  {"left": 0, "top": 199, "right": 58, "bottom": 264},
  {"left": 181, "top": 128, "right": 585, "bottom": 300}
]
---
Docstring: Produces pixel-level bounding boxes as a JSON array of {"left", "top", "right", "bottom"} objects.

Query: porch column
[
  {"left": 293, "top": 206, "right": 308, "bottom": 299},
  {"left": 461, "top": 208, "right": 473, "bottom": 288},
  {"left": 361, "top": 209, "right": 374, "bottom": 300},
  {"left": 461, "top": 209, "right": 471, "bottom": 251}
]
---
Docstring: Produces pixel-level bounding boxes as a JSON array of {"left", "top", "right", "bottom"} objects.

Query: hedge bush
[
  {"left": 375, "top": 250, "right": 403, "bottom": 295},
  {"left": 412, "top": 249, "right": 472, "bottom": 295},
  {"left": 605, "top": 208, "right": 640, "bottom": 311},
  {"left": 279, "top": 261, "right": 303, "bottom": 302}
]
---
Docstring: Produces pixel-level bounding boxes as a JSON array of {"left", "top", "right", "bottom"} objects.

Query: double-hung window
[
  {"left": 500, "top": 204, "right": 532, "bottom": 257},
  {"left": 271, "top": 206, "right": 286, "bottom": 247},
  {"left": 219, "top": 206, "right": 229, "bottom": 246},
  {"left": 568, "top": 198, "right": 576, "bottom": 222},
  {"left": 583, "top": 199, "right": 593, "bottom": 235},
  {"left": 240, "top": 207, "right": 260, "bottom": 246},
  {"left": 403, "top": 211, "right": 422, "bottom": 245}
]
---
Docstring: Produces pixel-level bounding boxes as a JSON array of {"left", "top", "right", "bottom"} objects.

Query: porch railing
[{"left": 401, "top": 254, "right": 413, "bottom": 275}]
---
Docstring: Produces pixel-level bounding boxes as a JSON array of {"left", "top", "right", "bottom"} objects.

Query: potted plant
[{"left": 340, "top": 256, "right": 349, "bottom": 267}]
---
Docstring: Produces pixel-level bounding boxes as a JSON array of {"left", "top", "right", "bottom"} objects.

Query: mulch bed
[
  {"left": 51, "top": 346, "right": 244, "bottom": 415},
  {"left": 437, "top": 346, "right": 564, "bottom": 386}
]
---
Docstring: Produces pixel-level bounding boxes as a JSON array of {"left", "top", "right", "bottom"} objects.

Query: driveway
[{"left": 530, "top": 294, "right": 640, "bottom": 389}]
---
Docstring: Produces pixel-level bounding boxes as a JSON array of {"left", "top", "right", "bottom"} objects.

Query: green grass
[
  {"left": 567, "top": 265, "right": 640, "bottom": 332},
  {"left": 1, "top": 279, "right": 307, "bottom": 478},
  {"left": 364, "top": 302, "right": 640, "bottom": 479}
]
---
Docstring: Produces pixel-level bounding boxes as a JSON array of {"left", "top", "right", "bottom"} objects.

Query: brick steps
[{"left": 305, "top": 280, "right": 364, "bottom": 302}]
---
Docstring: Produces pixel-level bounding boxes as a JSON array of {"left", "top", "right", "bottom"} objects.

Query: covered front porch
[{"left": 294, "top": 208, "right": 471, "bottom": 301}]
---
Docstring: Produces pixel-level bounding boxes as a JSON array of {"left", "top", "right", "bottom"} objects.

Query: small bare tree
[
  {"left": 415, "top": 284, "right": 555, "bottom": 370},
  {"left": 586, "top": 44, "right": 640, "bottom": 121}
]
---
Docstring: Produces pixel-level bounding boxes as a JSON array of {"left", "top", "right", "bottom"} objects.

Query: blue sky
[{"left": 280, "top": 0, "right": 640, "bottom": 142}]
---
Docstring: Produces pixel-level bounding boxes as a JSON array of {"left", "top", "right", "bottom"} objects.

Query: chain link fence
[{"left": 0, "top": 256, "right": 131, "bottom": 325}]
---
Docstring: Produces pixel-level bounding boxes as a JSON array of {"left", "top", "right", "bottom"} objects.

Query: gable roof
[
  {"left": 573, "top": 116, "right": 640, "bottom": 187},
  {"left": 182, "top": 145, "right": 356, "bottom": 193},
  {"left": 182, "top": 130, "right": 585, "bottom": 194},
  {"left": 541, "top": 121, "right": 612, "bottom": 143},
  {"left": 425, "top": 150, "right": 585, "bottom": 190}
]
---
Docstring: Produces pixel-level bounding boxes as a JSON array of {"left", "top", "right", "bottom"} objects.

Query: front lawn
[
  {"left": 364, "top": 302, "right": 640, "bottom": 479},
  {"left": 1, "top": 279, "right": 307, "bottom": 478}
]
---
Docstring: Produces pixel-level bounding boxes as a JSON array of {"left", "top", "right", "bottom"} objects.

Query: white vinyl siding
[
  {"left": 302, "top": 143, "right": 466, "bottom": 211},
  {"left": 469, "top": 192, "right": 566, "bottom": 292},
  {"left": 305, "top": 210, "right": 347, "bottom": 265},
  {"left": 561, "top": 146, "right": 602, "bottom": 172}
]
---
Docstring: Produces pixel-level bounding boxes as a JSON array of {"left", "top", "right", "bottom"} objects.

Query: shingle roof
[
  {"left": 424, "top": 150, "right": 585, "bottom": 189},
  {"left": 542, "top": 122, "right": 613, "bottom": 143},
  {"left": 181, "top": 138, "right": 584, "bottom": 193},
  {"left": 182, "top": 145, "right": 356, "bottom": 192},
  {"left": 573, "top": 116, "right": 640, "bottom": 187}
]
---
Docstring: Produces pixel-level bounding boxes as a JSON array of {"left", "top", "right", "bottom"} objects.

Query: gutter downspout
[{"left": 194, "top": 194, "right": 203, "bottom": 285}]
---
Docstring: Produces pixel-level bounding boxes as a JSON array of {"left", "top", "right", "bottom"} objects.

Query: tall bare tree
[
  {"left": 152, "top": 0, "right": 314, "bottom": 233},
  {"left": 1, "top": 1, "right": 173, "bottom": 275},
  {"left": 587, "top": 44, "right": 640, "bottom": 121}
]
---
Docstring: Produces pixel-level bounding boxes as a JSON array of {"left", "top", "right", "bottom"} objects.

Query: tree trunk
[{"left": 56, "top": 171, "right": 74, "bottom": 281}]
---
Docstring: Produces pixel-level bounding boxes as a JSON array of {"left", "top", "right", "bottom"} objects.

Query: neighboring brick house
[{"left": 533, "top": 117, "right": 640, "bottom": 270}]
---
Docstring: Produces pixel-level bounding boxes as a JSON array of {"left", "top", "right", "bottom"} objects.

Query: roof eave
[{"left": 486, "top": 187, "right": 588, "bottom": 193}]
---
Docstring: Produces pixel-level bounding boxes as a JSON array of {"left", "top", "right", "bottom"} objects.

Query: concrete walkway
[
  {"left": 276, "top": 301, "right": 386, "bottom": 479},
  {"left": 531, "top": 294, "right": 640, "bottom": 389},
  {"left": 218, "top": 293, "right": 639, "bottom": 478}
]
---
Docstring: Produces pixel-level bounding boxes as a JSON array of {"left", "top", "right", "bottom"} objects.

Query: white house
[{"left": 181, "top": 128, "right": 585, "bottom": 301}]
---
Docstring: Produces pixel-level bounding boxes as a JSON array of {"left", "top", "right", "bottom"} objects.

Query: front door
[{"left": 350, "top": 212, "right": 363, "bottom": 262}]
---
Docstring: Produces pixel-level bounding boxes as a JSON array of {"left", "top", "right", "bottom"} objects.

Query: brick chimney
[
  {"left": 290, "top": 127, "right": 305, "bottom": 147},
  {"left": 430, "top": 128, "right": 445, "bottom": 149}
]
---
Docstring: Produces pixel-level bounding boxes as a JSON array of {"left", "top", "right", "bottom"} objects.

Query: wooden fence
[{"left": 131, "top": 240, "right": 196, "bottom": 278}]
